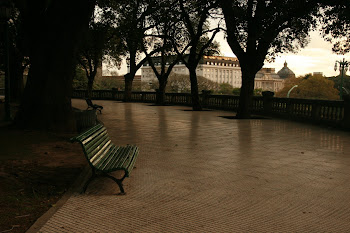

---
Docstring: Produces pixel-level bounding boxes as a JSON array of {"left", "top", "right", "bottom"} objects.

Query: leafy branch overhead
[
  {"left": 321, "top": 0, "right": 350, "bottom": 54},
  {"left": 219, "top": 0, "right": 322, "bottom": 118}
]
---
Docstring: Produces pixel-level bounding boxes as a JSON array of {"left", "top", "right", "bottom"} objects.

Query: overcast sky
[
  {"left": 217, "top": 30, "right": 344, "bottom": 77},
  {"left": 109, "top": 30, "right": 346, "bottom": 78}
]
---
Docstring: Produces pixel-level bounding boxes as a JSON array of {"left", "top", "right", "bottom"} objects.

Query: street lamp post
[
  {"left": 334, "top": 58, "right": 349, "bottom": 100},
  {"left": 287, "top": 85, "right": 298, "bottom": 98},
  {"left": 0, "top": 1, "right": 12, "bottom": 121}
]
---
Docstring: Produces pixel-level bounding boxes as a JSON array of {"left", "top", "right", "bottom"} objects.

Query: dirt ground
[{"left": 0, "top": 122, "right": 87, "bottom": 233}]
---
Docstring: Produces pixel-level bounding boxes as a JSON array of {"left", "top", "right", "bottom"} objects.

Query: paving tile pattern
[{"left": 38, "top": 100, "right": 350, "bottom": 232}]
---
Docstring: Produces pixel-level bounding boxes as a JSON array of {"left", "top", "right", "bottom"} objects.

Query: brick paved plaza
[{"left": 31, "top": 99, "right": 350, "bottom": 232}]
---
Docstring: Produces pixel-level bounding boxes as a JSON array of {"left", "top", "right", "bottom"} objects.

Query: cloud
[{"left": 218, "top": 29, "right": 348, "bottom": 77}]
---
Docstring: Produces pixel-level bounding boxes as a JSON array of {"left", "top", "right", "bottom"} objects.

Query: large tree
[
  {"left": 329, "top": 74, "right": 350, "bottom": 96},
  {"left": 321, "top": 1, "right": 350, "bottom": 54},
  {"left": 106, "top": 0, "right": 158, "bottom": 101},
  {"left": 0, "top": 5, "right": 29, "bottom": 104},
  {"left": 174, "top": 0, "right": 221, "bottom": 110},
  {"left": 77, "top": 19, "right": 123, "bottom": 98},
  {"left": 142, "top": 0, "right": 185, "bottom": 105},
  {"left": 219, "top": 0, "right": 321, "bottom": 118},
  {"left": 14, "top": 0, "right": 96, "bottom": 131}
]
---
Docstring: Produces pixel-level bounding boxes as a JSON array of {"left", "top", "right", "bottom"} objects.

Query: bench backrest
[{"left": 71, "top": 124, "right": 113, "bottom": 168}]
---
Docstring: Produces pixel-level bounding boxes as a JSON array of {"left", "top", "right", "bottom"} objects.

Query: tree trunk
[
  {"left": 156, "top": 77, "right": 167, "bottom": 105},
  {"left": 124, "top": 73, "right": 134, "bottom": 102},
  {"left": 14, "top": 0, "right": 95, "bottom": 131},
  {"left": 10, "top": 48, "right": 24, "bottom": 103},
  {"left": 189, "top": 67, "right": 202, "bottom": 111},
  {"left": 237, "top": 67, "right": 256, "bottom": 118},
  {"left": 87, "top": 78, "right": 93, "bottom": 98}
]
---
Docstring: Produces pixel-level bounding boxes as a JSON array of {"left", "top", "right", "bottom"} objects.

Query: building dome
[{"left": 277, "top": 61, "right": 295, "bottom": 79}]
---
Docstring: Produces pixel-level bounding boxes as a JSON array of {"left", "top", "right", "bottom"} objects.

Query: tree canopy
[
  {"left": 329, "top": 74, "right": 350, "bottom": 96},
  {"left": 321, "top": 1, "right": 350, "bottom": 54},
  {"left": 276, "top": 74, "right": 339, "bottom": 100},
  {"left": 219, "top": 0, "right": 321, "bottom": 118},
  {"left": 77, "top": 17, "right": 124, "bottom": 97}
]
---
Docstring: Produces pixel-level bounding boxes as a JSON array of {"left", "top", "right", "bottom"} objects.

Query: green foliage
[
  {"left": 165, "top": 73, "right": 219, "bottom": 93},
  {"left": 329, "top": 74, "right": 350, "bottom": 95},
  {"left": 199, "top": 37, "right": 221, "bottom": 56},
  {"left": 94, "top": 76, "right": 125, "bottom": 90},
  {"left": 218, "top": 83, "right": 234, "bottom": 94},
  {"left": 78, "top": 21, "right": 124, "bottom": 72},
  {"left": 141, "top": 81, "right": 158, "bottom": 91},
  {"left": 72, "top": 67, "right": 88, "bottom": 89},
  {"left": 219, "top": 87, "right": 261, "bottom": 96},
  {"left": 321, "top": 1, "right": 350, "bottom": 54},
  {"left": 232, "top": 88, "right": 240, "bottom": 96},
  {"left": 219, "top": 0, "right": 321, "bottom": 116},
  {"left": 276, "top": 74, "right": 339, "bottom": 100},
  {"left": 254, "top": 88, "right": 263, "bottom": 96},
  {"left": 220, "top": 1, "right": 320, "bottom": 62}
]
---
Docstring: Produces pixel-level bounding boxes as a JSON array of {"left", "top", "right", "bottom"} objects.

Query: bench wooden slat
[
  {"left": 73, "top": 124, "right": 104, "bottom": 142},
  {"left": 70, "top": 123, "right": 139, "bottom": 194},
  {"left": 81, "top": 129, "right": 107, "bottom": 146},
  {"left": 82, "top": 128, "right": 108, "bottom": 148},
  {"left": 105, "top": 145, "right": 138, "bottom": 175},
  {"left": 124, "top": 147, "right": 139, "bottom": 171},
  {"left": 95, "top": 145, "right": 119, "bottom": 170},
  {"left": 104, "top": 146, "right": 129, "bottom": 171},
  {"left": 90, "top": 140, "right": 112, "bottom": 165},
  {"left": 93, "top": 143, "right": 119, "bottom": 169},
  {"left": 84, "top": 134, "right": 110, "bottom": 158},
  {"left": 116, "top": 146, "right": 134, "bottom": 168},
  {"left": 99, "top": 146, "right": 125, "bottom": 171}
]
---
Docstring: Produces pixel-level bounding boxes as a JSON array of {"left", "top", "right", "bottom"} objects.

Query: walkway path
[{"left": 36, "top": 99, "right": 350, "bottom": 232}]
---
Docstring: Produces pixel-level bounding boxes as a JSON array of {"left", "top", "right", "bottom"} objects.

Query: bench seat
[{"left": 71, "top": 123, "right": 139, "bottom": 194}]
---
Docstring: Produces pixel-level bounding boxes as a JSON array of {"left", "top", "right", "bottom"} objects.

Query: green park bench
[
  {"left": 70, "top": 123, "right": 139, "bottom": 194},
  {"left": 85, "top": 98, "right": 103, "bottom": 113}
]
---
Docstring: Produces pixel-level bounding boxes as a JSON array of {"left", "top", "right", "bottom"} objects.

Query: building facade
[
  {"left": 141, "top": 55, "right": 242, "bottom": 88},
  {"left": 254, "top": 68, "right": 284, "bottom": 92},
  {"left": 141, "top": 55, "right": 291, "bottom": 92}
]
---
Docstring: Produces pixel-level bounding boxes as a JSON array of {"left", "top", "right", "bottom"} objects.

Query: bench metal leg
[
  {"left": 103, "top": 174, "right": 126, "bottom": 194},
  {"left": 82, "top": 171, "right": 96, "bottom": 193},
  {"left": 82, "top": 169, "right": 128, "bottom": 195}
]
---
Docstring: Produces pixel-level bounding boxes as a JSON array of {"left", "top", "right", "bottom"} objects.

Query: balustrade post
[
  {"left": 311, "top": 101, "right": 321, "bottom": 122},
  {"left": 286, "top": 98, "right": 293, "bottom": 116},
  {"left": 221, "top": 97, "right": 228, "bottom": 109},
  {"left": 343, "top": 94, "right": 350, "bottom": 129},
  {"left": 201, "top": 90, "right": 211, "bottom": 108},
  {"left": 112, "top": 88, "right": 118, "bottom": 100},
  {"left": 187, "top": 95, "right": 191, "bottom": 105},
  {"left": 262, "top": 91, "right": 274, "bottom": 115}
]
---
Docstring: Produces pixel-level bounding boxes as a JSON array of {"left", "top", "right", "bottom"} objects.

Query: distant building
[
  {"left": 141, "top": 55, "right": 242, "bottom": 88},
  {"left": 254, "top": 68, "right": 284, "bottom": 92},
  {"left": 313, "top": 72, "right": 323, "bottom": 77},
  {"left": 141, "top": 56, "right": 294, "bottom": 92},
  {"left": 277, "top": 61, "right": 295, "bottom": 79}
]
